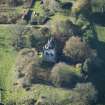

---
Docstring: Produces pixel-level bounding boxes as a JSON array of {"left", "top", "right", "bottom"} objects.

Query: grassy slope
[
  {"left": 96, "top": 26, "right": 105, "bottom": 42},
  {"left": 5, "top": 84, "right": 70, "bottom": 104},
  {"left": 0, "top": 26, "right": 16, "bottom": 88},
  {"left": 0, "top": 26, "right": 16, "bottom": 102}
]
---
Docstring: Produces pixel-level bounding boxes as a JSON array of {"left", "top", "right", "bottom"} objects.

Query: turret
[{"left": 43, "top": 37, "right": 56, "bottom": 63}]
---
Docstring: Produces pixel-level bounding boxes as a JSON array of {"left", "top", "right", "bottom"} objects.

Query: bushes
[
  {"left": 0, "top": 11, "right": 21, "bottom": 24},
  {"left": 82, "top": 58, "right": 92, "bottom": 76},
  {"left": 69, "top": 83, "right": 97, "bottom": 105},
  {"left": 14, "top": 48, "right": 52, "bottom": 88},
  {"left": 52, "top": 19, "right": 81, "bottom": 38},
  {"left": 63, "top": 36, "right": 92, "bottom": 63},
  {"left": 82, "top": 55, "right": 103, "bottom": 78},
  {"left": 7, "top": 97, "right": 36, "bottom": 105},
  {"left": 11, "top": 26, "right": 50, "bottom": 50},
  {"left": 14, "top": 48, "right": 40, "bottom": 87},
  {"left": 35, "top": 87, "right": 70, "bottom": 105},
  {"left": 50, "top": 62, "right": 81, "bottom": 87},
  {"left": 0, "top": 16, "right": 8, "bottom": 24},
  {"left": 71, "top": 0, "right": 91, "bottom": 16},
  {"left": 43, "top": 0, "right": 61, "bottom": 12},
  {"left": 9, "top": 0, "right": 25, "bottom": 6},
  {"left": 11, "top": 26, "right": 30, "bottom": 50}
]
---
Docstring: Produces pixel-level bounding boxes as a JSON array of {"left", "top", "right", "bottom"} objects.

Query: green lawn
[
  {"left": 96, "top": 26, "right": 105, "bottom": 42},
  {"left": 32, "top": 0, "right": 44, "bottom": 16},
  {"left": 0, "top": 26, "right": 17, "bottom": 102}
]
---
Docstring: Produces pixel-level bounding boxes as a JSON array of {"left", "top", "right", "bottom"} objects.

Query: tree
[
  {"left": 7, "top": 97, "right": 35, "bottom": 105},
  {"left": 0, "top": 15, "right": 8, "bottom": 24},
  {"left": 63, "top": 36, "right": 92, "bottom": 63},
  {"left": 8, "top": 0, "right": 17, "bottom": 6},
  {"left": 43, "top": 0, "right": 61, "bottom": 12},
  {"left": 69, "top": 83, "right": 97, "bottom": 105},
  {"left": 14, "top": 48, "right": 52, "bottom": 88},
  {"left": 82, "top": 58, "right": 92, "bottom": 74},
  {"left": 71, "top": 0, "right": 91, "bottom": 16},
  {"left": 11, "top": 26, "right": 45, "bottom": 50},
  {"left": 50, "top": 62, "right": 81, "bottom": 87},
  {"left": 14, "top": 48, "right": 40, "bottom": 88},
  {"left": 11, "top": 25, "right": 29, "bottom": 50},
  {"left": 52, "top": 20, "right": 81, "bottom": 38}
]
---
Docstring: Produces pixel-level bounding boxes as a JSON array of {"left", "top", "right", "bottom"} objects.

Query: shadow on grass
[
  {"left": 87, "top": 61, "right": 105, "bottom": 104},
  {"left": 84, "top": 16, "right": 105, "bottom": 103},
  {"left": 88, "top": 41, "right": 105, "bottom": 103},
  {"left": 90, "top": 12, "right": 105, "bottom": 27},
  {"left": 96, "top": 41, "right": 105, "bottom": 60}
]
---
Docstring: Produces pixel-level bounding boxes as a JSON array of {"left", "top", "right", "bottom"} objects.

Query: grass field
[
  {"left": 33, "top": 1, "right": 44, "bottom": 15},
  {"left": 96, "top": 26, "right": 105, "bottom": 42},
  {"left": 0, "top": 26, "right": 17, "bottom": 102}
]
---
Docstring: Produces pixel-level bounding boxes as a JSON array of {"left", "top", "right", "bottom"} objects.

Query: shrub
[
  {"left": 0, "top": 16, "right": 8, "bottom": 24},
  {"left": 14, "top": 48, "right": 52, "bottom": 88},
  {"left": 7, "top": 98, "right": 35, "bottom": 105},
  {"left": 63, "top": 36, "right": 92, "bottom": 63},
  {"left": 9, "top": 0, "right": 25, "bottom": 6},
  {"left": 43, "top": 0, "right": 61, "bottom": 12},
  {"left": 35, "top": 89, "right": 70, "bottom": 105},
  {"left": 11, "top": 26, "right": 48, "bottom": 50},
  {"left": 50, "top": 62, "right": 81, "bottom": 87},
  {"left": 14, "top": 48, "right": 40, "bottom": 87},
  {"left": 69, "top": 83, "right": 97, "bottom": 105},
  {"left": 82, "top": 58, "right": 92, "bottom": 74},
  {"left": 40, "top": 27, "right": 50, "bottom": 36},
  {"left": 83, "top": 29, "right": 95, "bottom": 43},
  {"left": 82, "top": 55, "right": 103, "bottom": 77},
  {"left": 30, "top": 29, "right": 49, "bottom": 51},
  {"left": 71, "top": 0, "right": 91, "bottom": 16},
  {"left": 11, "top": 26, "right": 31, "bottom": 50},
  {"left": 52, "top": 20, "right": 81, "bottom": 38}
]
